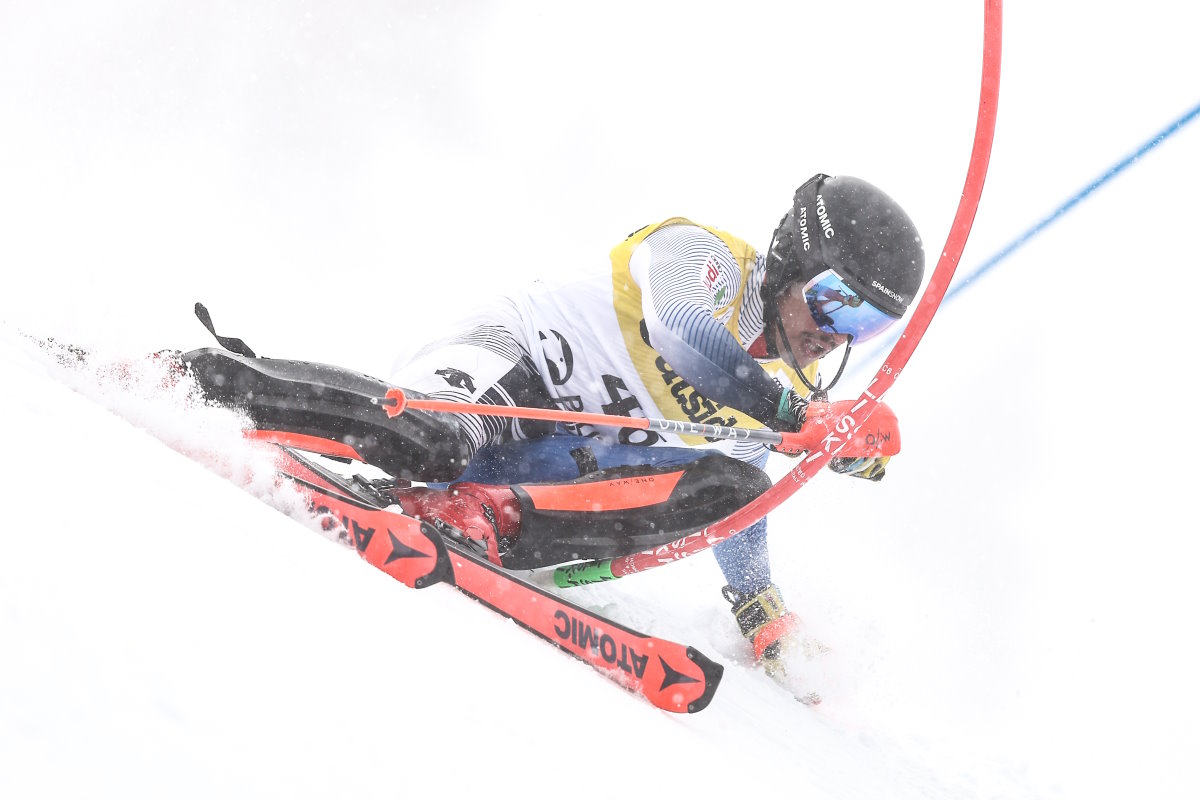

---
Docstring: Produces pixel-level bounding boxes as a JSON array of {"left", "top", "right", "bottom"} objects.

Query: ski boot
[
  {"left": 723, "top": 583, "right": 822, "bottom": 705},
  {"left": 390, "top": 484, "right": 521, "bottom": 566}
]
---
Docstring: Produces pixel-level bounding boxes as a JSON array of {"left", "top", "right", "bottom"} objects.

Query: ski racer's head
[{"left": 761, "top": 174, "right": 925, "bottom": 372}]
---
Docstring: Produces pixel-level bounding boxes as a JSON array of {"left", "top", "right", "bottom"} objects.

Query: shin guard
[{"left": 184, "top": 348, "right": 473, "bottom": 482}]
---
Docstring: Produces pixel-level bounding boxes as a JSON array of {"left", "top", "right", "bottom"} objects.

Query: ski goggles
[{"left": 802, "top": 269, "right": 899, "bottom": 344}]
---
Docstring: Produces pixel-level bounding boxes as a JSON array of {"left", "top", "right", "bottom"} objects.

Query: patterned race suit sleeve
[{"left": 632, "top": 224, "right": 784, "bottom": 425}]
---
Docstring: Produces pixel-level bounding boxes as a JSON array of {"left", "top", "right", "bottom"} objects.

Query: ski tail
[{"left": 272, "top": 446, "right": 453, "bottom": 590}]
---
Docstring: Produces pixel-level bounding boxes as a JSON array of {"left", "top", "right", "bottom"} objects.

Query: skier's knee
[{"left": 498, "top": 453, "right": 772, "bottom": 569}]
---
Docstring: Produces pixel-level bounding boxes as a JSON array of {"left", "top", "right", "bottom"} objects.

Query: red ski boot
[{"left": 390, "top": 483, "right": 521, "bottom": 566}]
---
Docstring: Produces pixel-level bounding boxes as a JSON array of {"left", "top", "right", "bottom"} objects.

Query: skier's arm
[{"left": 632, "top": 225, "right": 787, "bottom": 426}]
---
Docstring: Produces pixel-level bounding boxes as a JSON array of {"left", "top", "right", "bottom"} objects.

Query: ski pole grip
[
  {"left": 381, "top": 387, "right": 408, "bottom": 418},
  {"left": 773, "top": 432, "right": 807, "bottom": 456}
]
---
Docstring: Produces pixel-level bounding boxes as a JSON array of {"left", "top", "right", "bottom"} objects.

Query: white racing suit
[{"left": 391, "top": 219, "right": 816, "bottom": 594}]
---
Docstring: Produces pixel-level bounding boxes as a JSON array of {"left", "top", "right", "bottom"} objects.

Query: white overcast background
[{"left": 3, "top": 3, "right": 1199, "bottom": 799}]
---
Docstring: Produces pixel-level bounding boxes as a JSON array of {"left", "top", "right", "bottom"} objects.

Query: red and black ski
[
  {"left": 24, "top": 335, "right": 724, "bottom": 713},
  {"left": 268, "top": 445, "right": 723, "bottom": 714}
]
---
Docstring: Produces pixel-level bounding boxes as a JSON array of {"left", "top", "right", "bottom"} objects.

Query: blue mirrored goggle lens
[{"left": 802, "top": 270, "right": 898, "bottom": 344}]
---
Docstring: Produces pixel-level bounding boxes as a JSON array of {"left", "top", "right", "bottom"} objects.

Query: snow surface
[{"left": 3, "top": 2, "right": 1200, "bottom": 798}]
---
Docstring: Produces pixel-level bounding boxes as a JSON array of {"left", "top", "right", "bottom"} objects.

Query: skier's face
[{"left": 772, "top": 283, "right": 849, "bottom": 370}]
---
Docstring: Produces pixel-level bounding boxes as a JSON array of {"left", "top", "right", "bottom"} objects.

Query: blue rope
[
  {"left": 847, "top": 99, "right": 1200, "bottom": 378},
  {"left": 945, "top": 99, "right": 1200, "bottom": 302}
]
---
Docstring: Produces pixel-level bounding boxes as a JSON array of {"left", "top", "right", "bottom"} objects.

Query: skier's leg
[
  {"left": 390, "top": 436, "right": 772, "bottom": 568},
  {"left": 470, "top": 438, "right": 774, "bottom": 594},
  {"left": 184, "top": 321, "right": 555, "bottom": 483},
  {"left": 498, "top": 451, "right": 770, "bottom": 568},
  {"left": 718, "top": 525, "right": 807, "bottom": 685},
  {"left": 712, "top": 517, "right": 772, "bottom": 595},
  {"left": 184, "top": 347, "right": 473, "bottom": 481},
  {"left": 708, "top": 448, "right": 774, "bottom": 594},
  {"left": 700, "top": 452, "right": 806, "bottom": 685}
]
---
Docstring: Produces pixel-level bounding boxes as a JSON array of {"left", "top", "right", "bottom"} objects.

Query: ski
[
  {"left": 267, "top": 444, "right": 724, "bottom": 714},
  {"left": 22, "top": 335, "right": 723, "bottom": 712}
]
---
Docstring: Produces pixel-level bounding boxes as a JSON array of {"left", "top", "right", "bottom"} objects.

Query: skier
[{"left": 184, "top": 173, "right": 924, "bottom": 680}]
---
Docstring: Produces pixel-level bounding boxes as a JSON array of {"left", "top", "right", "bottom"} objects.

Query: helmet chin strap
[
  {"left": 766, "top": 305, "right": 852, "bottom": 403},
  {"left": 794, "top": 343, "right": 851, "bottom": 403}
]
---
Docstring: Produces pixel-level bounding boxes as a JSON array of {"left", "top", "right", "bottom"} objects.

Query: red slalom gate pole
[{"left": 554, "top": 0, "right": 1004, "bottom": 587}]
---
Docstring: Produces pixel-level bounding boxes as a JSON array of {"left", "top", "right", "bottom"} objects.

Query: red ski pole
[{"left": 378, "top": 388, "right": 902, "bottom": 458}]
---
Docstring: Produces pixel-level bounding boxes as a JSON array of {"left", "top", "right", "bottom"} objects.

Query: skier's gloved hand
[
  {"left": 768, "top": 387, "right": 808, "bottom": 433},
  {"left": 828, "top": 456, "right": 890, "bottom": 481},
  {"left": 766, "top": 388, "right": 809, "bottom": 457}
]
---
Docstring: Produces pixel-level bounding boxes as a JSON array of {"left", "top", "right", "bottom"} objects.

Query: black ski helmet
[{"left": 762, "top": 174, "right": 925, "bottom": 349}]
